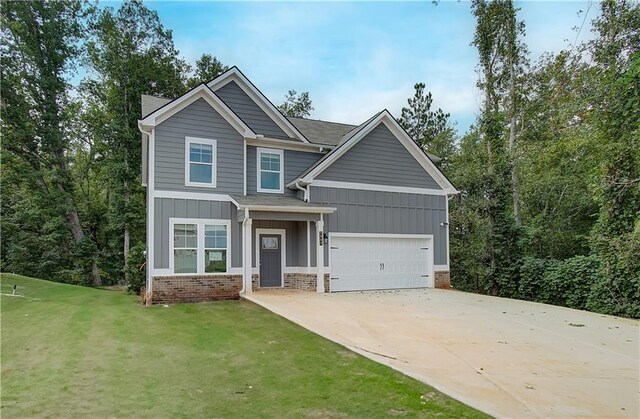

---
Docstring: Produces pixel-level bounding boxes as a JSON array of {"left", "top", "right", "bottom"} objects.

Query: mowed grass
[{"left": 0, "top": 274, "right": 487, "bottom": 418}]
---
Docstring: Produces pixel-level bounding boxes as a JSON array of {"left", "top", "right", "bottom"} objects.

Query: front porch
[{"left": 232, "top": 194, "right": 336, "bottom": 295}]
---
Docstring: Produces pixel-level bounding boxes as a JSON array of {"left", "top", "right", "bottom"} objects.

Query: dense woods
[{"left": 1, "top": 1, "right": 638, "bottom": 317}]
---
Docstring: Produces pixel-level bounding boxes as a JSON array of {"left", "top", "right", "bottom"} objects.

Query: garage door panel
[{"left": 330, "top": 235, "right": 433, "bottom": 292}]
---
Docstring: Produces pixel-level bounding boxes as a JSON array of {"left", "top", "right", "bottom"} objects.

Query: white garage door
[{"left": 329, "top": 234, "right": 434, "bottom": 292}]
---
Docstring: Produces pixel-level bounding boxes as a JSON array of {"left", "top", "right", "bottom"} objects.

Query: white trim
[
  {"left": 296, "top": 111, "right": 457, "bottom": 194},
  {"left": 310, "top": 180, "right": 448, "bottom": 196},
  {"left": 246, "top": 137, "right": 331, "bottom": 154},
  {"left": 207, "top": 68, "right": 309, "bottom": 143},
  {"left": 433, "top": 265, "right": 449, "bottom": 271},
  {"left": 306, "top": 221, "right": 311, "bottom": 268},
  {"left": 185, "top": 137, "right": 217, "bottom": 188},
  {"left": 232, "top": 205, "right": 336, "bottom": 214},
  {"left": 147, "top": 128, "right": 156, "bottom": 295},
  {"left": 316, "top": 218, "right": 325, "bottom": 293},
  {"left": 153, "top": 190, "right": 231, "bottom": 201},
  {"left": 255, "top": 228, "right": 286, "bottom": 287},
  {"left": 169, "top": 218, "right": 232, "bottom": 274},
  {"left": 445, "top": 196, "right": 451, "bottom": 268},
  {"left": 329, "top": 232, "right": 433, "bottom": 239},
  {"left": 327, "top": 232, "right": 436, "bottom": 289},
  {"left": 256, "top": 147, "right": 284, "bottom": 194},
  {"left": 243, "top": 140, "right": 247, "bottom": 196},
  {"left": 138, "top": 84, "right": 256, "bottom": 139},
  {"left": 152, "top": 267, "right": 243, "bottom": 277}
]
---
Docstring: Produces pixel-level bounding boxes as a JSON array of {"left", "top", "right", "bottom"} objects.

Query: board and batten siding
[
  {"left": 154, "top": 198, "right": 242, "bottom": 269},
  {"left": 316, "top": 123, "right": 442, "bottom": 190},
  {"left": 154, "top": 98, "right": 244, "bottom": 194},
  {"left": 215, "top": 81, "right": 289, "bottom": 139},
  {"left": 309, "top": 186, "right": 448, "bottom": 266},
  {"left": 251, "top": 220, "right": 308, "bottom": 268},
  {"left": 246, "top": 146, "right": 323, "bottom": 196}
]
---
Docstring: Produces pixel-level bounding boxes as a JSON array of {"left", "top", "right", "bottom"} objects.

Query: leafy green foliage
[
  {"left": 186, "top": 53, "right": 228, "bottom": 88},
  {"left": 125, "top": 242, "right": 147, "bottom": 293},
  {"left": 277, "top": 89, "right": 314, "bottom": 118},
  {"left": 519, "top": 256, "right": 600, "bottom": 310}
]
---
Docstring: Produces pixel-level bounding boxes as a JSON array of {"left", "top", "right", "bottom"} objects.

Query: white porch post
[
  {"left": 316, "top": 217, "right": 325, "bottom": 293},
  {"left": 244, "top": 217, "right": 253, "bottom": 293}
]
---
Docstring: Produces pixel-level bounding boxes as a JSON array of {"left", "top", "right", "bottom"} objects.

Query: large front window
[
  {"left": 204, "top": 225, "right": 227, "bottom": 273},
  {"left": 171, "top": 219, "right": 229, "bottom": 274},
  {"left": 257, "top": 148, "right": 283, "bottom": 193},
  {"left": 185, "top": 137, "right": 216, "bottom": 187},
  {"left": 173, "top": 224, "right": 197, "bottom": 273}
]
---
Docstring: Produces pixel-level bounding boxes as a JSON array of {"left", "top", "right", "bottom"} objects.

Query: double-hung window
[
  {"left": 257, "top": 148, "right": 284, "bottom": 193},
  {"left": 171, "top": 219, "right": 230, "bottom": 274},
  {"left": 185, "top": 137, "right": 216, "bottom": 187}
]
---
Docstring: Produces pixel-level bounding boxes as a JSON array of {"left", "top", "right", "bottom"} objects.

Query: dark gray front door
[{"left": 259, "top": 234, "right": 282, "bottom": 287}]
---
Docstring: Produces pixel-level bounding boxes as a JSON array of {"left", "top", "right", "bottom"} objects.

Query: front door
[{"left": 259, "top": 234, "right": 282, "bottom": 287}]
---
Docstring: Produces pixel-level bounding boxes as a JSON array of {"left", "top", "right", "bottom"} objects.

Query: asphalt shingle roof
[
  {"left": 287, "top": 117, "right": 357, "bottom": 146},
  {"left": 230, "top": 194, "right": 334, "bottom": 211}
]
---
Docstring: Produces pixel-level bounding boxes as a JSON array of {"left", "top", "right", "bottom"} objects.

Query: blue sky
[{"left": 117, "top": 1, "right": 595, "bottom": 133}]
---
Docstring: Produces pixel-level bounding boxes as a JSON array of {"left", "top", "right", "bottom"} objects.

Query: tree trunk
[
  {"left": 508, "top": 54, "right": 522, "bottom": 226},
  {"left": 56, "top": 181, "right": 102, "bottom": 286}
]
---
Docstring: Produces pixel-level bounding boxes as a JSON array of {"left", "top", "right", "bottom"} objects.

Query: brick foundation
[
  {"left": 434, "top": 271, "right": 451, "bottom": 289},
  {"left": 251, "top": 272, "right": 331, "bottom": 292},
  {"left": 151, "top": 275, "right": 242, "bottom": 304}
]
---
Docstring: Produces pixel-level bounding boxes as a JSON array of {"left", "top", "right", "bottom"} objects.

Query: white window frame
[
  {"left": 185, "top": 137, "right": 217, "bottom": 188},
  {"left": 257, "top": 147, "right": 284, "bottom": 194},
  {"left": 169, "top": 218, "right": 231, "bottom": 274}
]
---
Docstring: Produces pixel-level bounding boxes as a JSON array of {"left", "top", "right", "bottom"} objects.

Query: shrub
[{"left": 126, "top": 242, "right": 147, "bottom": 294}]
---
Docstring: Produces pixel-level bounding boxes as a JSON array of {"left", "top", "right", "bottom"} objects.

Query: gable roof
[
  {"left": 207, "top": 67, "right": 309, "bottom": 143},
  {"left": 287, "top": 117, "right": 356, "bottom": 146},
  {"left": 287, "top": 110, "right": 458, "bottom": 195},
  {"left": 138, "top": 84, "right": 256, "bottom": 139}
]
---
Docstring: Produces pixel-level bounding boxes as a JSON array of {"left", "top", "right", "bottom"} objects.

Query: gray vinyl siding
[
  {"left": 154, "top": 198, "right": 242, "bottom": 269},
  {"left": 309, "top": 186, "right": 448, "bottom": 266},
  {"left": 154, "top": 98, "right": 244, "bottom": 194},
  {"left": 215, "top": 81, "right": 289, "bottom": 139},
  {"left": 316, "top": 123, "right": 442, "bottom": 189},
  {"left": 251, "top": 220, "right": 307, "bottom": 268},
  {"left": 246, "top": 146, "right": 323, "bottom": 196}
]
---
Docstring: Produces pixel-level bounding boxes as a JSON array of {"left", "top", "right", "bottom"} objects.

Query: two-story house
[{"left": 138, "top": 67, "right": 458, "bottom": 304}]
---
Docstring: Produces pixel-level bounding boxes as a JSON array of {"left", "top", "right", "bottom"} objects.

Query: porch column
[
  {"left": 316, "top": 218, "right": 325, "bottom": 293},
  {"left": 244, "top": 218, "right": 253, "bottom": 293}
]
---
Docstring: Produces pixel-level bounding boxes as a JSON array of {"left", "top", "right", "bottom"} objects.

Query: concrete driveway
[{"left": 245, "top": 289, "right": 639, "bottom": 418}]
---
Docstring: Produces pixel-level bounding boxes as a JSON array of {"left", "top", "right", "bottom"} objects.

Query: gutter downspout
[{"left": 294, "top": 181, "right": 309, "bottom": 202}]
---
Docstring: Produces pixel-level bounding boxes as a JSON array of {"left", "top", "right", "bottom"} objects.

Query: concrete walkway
[{"left": 245, "top": 289, "right": 639, "bottom": 418}]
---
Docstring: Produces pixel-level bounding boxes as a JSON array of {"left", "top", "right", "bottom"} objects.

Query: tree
[
  {"left": 186, "top": 54, "right": 228, "bottom": 88},
  {"left": 84, "top": 0, "right": 187, "bottom": 282},
  {"left": 277, "top": 89, "right": 314, "bottom": 118},
  {"left": 586, "top": 0, "right": 640, "bottom": 317},
  {"left": 399, "top": 83, "right": 455, "bottom": 167},
  {"left": 399, "top": 83, "right": 449, "bottom": 145},
  {"left": 471, "top": 0, "right": 523, "bottom": 296},
  {"left": 1, "top": 0, "right": 101, "bottom": 285}
]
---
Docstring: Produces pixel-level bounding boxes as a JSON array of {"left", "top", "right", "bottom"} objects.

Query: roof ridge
[{"left": 287, "top": 116, "right": 357, "bottom": 127}]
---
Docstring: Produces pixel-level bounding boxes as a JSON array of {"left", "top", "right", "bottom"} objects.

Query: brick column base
[{"left": 434, "top": 271, "right": 451, "bottom": 289}]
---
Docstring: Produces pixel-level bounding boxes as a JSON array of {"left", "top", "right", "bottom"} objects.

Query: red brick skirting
[
  {"left": 252, "top": 272, "right": 331, "bottom": 292},
  {"left": 434, "top": 271, "right": 451, "bottom": 289},
  {"left": 151, "top": 275, "right": 242, "bottom": 304}
]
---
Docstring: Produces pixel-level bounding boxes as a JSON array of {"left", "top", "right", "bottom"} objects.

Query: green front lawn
[{"left": 0, "top": 274, "right": 487, "bottom": 418}]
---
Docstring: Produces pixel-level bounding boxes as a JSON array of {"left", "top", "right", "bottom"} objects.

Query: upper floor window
[
  {"left": 185, "top": 137, "right": 216, "bottom": 187},
  {"left": 257, "top": 148, "right": 284, "bottom": 193}
]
